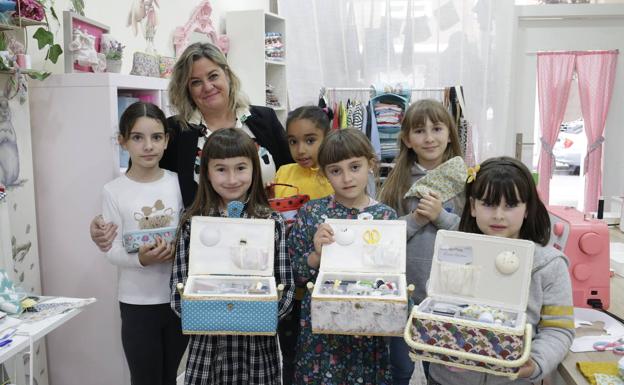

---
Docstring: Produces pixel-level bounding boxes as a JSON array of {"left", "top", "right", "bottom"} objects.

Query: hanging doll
[{"left": 127, "top": 0, "right": 159, "bottom": 52}]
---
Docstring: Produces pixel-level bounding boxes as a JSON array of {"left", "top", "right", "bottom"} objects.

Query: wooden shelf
[{"left": 0, "top": 17, "right": 46, "bottom": 31}]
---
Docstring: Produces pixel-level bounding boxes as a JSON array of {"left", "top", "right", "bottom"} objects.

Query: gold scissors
[{"left": 362, "top": 229, "right": 381, "bottom": 245}]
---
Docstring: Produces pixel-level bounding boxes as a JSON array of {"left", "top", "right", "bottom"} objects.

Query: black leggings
[
  {"left": 277, "top": 298, "right": 302, "bottom": 385},
  {"left": 120, "top": 302, "right": 189, "bottom": 385}
]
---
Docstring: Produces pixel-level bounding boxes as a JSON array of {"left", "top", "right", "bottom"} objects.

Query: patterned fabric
[
  {"left": 287, "top": 195, "right": 396, "bottom": 385},
  {"left": 129, "top": 52, "right": 160, "bottom": 77},
  {"left": 410, "top": 319, "right": 525, "bottom": 361},
  {"left": 122, "top": 226, "right": 177, "bottom": 253},
  {"left": 404, "top": 156, "right": 467, "bottom": 202},
  {"left": 171, "top": 210, "right": 294, "bottom": 385},
  {"left": 458, "top": 118, "right": 476, "bottom": 167}
]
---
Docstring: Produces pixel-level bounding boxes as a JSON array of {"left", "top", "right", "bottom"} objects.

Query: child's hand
[
  {"left": 313, "top": 223, "right": 334, "bottom": 254},
  {"left": 415, "top": 192, "right": 443, "bottom": 222},
  {"left": 90, "top": 215, "right": 117, "bottom": 252},
  {"left": 308, "top": 224, "right": 334, "bottom": 269},
  {"left": 517, "top": 359, "right": 536, "bottom": 378},
  {"left": 138, "top": 236, "right": 173, "bottom": 266},
  {"left": 410, "top": 210, "right": 430, "bottom": 226}
]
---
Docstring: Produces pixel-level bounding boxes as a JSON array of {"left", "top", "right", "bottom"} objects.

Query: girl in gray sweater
[
  {"left": 378, "top": 99, "right": 464, "bottom": 384},
  {"left": 428, "top": 156, "right": 574, "bottom": 384}
]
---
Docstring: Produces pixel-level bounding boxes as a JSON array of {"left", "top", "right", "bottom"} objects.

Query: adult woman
[
  {"left": 163, "top": 42, "right": 292, "bottom": 207},
  {"left": 91, "top": 42, "right": 292, "bottom": 248}
]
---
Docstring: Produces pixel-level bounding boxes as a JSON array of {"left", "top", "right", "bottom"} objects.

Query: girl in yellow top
[
  {"left": 274, "top": 105, "right": 333, "bottom": 385},
  {"left": 274, "top": 106, "right": 334, "bottom": 200}
]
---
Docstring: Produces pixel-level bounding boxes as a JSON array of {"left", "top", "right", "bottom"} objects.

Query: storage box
[
  {"left": 177, "top": 216, "right": 279, "bottom": 335},
  {"left": 123, "top": 226, "right": 177, "bottom": 253},
  {"left": 404, "top": 230, "right": 535, "bottom": 378},
  {"left": 309, "top": 218, "right": 408, "bottom": 336}
]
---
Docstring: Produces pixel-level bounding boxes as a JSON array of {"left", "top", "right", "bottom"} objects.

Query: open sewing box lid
[
  {"left": 189, "top": 216, "right": 275, "bottom": 277},
  {"left": 427, "top": 230, "right": 535, "bottom": 312},
  {"left": 320, "top": 219, "right": 406, "bottom": 274}
]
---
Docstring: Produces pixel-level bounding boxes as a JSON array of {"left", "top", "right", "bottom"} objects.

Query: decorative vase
[{"left": 106, "top": 59, "right": 122, "bottom": 73}]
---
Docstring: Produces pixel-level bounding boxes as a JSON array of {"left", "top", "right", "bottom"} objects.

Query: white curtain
[{"left": 279, "top": 0, "right": 515, "bottom": 162}]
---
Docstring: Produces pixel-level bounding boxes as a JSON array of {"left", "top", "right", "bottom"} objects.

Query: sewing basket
[
  {"left": 309, "top": 218, "right": 409, "bottom": 336},
  {"left": 177, "top": 216, "right": 281, "bottom": 335},
  {"left": 404, "top": 230, "right": 535, "bottom": 378}
]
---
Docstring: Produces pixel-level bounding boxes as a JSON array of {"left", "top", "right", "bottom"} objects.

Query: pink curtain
[
  {"left": 536, "top": 52, "right": 576, "bottom": 204},
  {"left": 575, "top": 50, "right": 619, "bottom": 212}
]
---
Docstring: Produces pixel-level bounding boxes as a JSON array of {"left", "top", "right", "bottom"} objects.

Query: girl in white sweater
[{"left": 101, "top": 102, "right": 188, "bottom": 385}]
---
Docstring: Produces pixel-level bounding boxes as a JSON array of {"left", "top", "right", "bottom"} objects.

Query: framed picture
[{"left": 63, "top": 11, "right": 110, "bottom": 73}]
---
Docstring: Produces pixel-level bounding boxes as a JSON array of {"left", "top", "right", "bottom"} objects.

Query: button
[
  {"left": 578, "top": 232, "right": 603, "bottom": 255},
  {"left": 573, "top": 264, "right": 591, "bottom": 281},
  {"left": 553, "top": 222, "right": 565, "bottom": 237}
]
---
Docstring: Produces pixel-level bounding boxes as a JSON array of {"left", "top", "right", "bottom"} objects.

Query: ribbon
[
  {"left": 540, "top": 137, "right": 557, "bottom": 178},
  {"left": 584, "top": 136, "right": 604, "bottom": 175}
]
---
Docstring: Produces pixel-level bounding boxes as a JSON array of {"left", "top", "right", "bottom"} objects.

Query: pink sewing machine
[{"left": 547, "top": 205, "right": 610, "bottom": 309}]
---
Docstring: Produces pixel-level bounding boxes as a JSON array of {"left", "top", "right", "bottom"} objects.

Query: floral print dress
[{"left": 287, "top": 195, "right": 397, "bottom": 385}]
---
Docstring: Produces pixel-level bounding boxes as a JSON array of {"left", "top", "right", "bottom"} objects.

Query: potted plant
[{"left": 101, "top": 35, "right": 124, "bottom": 73}]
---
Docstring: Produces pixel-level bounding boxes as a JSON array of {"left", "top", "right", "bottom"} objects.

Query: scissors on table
[{"left": 593, "top": 337, "right": 624, "bottom": 354}]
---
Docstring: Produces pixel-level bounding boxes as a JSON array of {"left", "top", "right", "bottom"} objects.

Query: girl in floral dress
[{"left": 288, "top": 129, "right": 396, "bottom": 385}]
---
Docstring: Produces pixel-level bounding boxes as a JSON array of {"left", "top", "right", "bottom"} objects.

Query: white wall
[
  {"left": 24, "top": 1, "right": 270, "bottom": 385},
  {"left": 0, "top": 87, "right": 49, "bottom": 385},
  {"left": 27, "top": 0, "right": 270, "bottom": 75},
  {"left": 511, "top": 4, "right": 624, "bottom": 207}
]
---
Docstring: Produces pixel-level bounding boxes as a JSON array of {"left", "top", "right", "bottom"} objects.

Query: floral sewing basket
[
  {"left": 404, "top": 230, "right": 535, "bottom": 378},
  {"left": 308, "top": 218, "right": 410, "bottom": 336}
]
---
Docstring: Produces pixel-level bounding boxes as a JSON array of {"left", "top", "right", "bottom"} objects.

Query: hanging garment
[
  {"left": 369, "top": 93, "right": 408, "bottom": 162},
  {"left": 448, "top": 86, "right": 476, "bottom": 166}
]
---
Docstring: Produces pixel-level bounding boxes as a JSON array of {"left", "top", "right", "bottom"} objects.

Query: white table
[{"left": 0, "top": 297, "right": 94, "bottom": 385}]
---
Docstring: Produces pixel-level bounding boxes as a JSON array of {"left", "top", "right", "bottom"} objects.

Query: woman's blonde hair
[
  {"left": 168, "top": 42, "right": 249, "bottom": 128},
  {"left": 378, "top": 99, "right": 462, "bottom": 212}
]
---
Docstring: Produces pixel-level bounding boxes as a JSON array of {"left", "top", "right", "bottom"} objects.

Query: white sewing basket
[
  {"left": 177, "top": 216, "right": 280, "bottom": 335},
  {"left": 404, "top": 230, "right": 535, "bottom": 378},
  {"left": 309, "top": 218, "right": 408, "bottom": 336}
]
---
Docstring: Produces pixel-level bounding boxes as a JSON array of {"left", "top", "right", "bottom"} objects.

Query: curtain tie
[
  {"left": 540, "top": 137, "right": 556, "bottom": 178},
  {"left": 584, "top": 135, "right": 605, "bottom": 175}
]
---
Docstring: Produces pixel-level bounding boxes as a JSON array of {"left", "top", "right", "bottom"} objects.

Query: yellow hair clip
[
  {"left": 467, "top": 165, "right": 480, "bottom": 184},
  {"left": 363, "top": 229, "right": 381, "bottom": 245}
]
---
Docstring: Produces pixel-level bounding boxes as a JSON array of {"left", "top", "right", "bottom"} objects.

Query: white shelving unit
[
  {"left": 29, "top": 73, "right": 169, "bottom": 385},
  {"left": 226, "top": 10, "right": 288, "bottom": 123}
]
